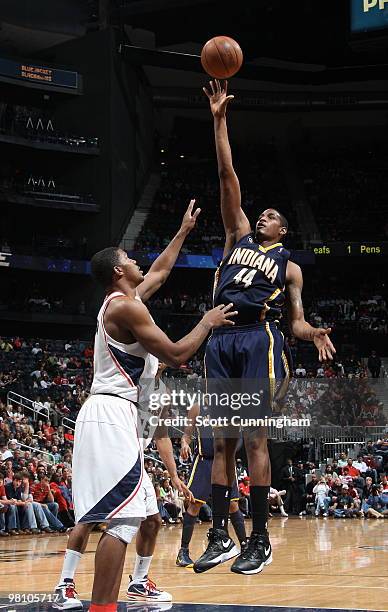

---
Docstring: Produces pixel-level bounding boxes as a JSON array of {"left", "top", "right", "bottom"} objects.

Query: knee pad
[{"left": 105, "top": 518, "right": 141, "bottom": 544}]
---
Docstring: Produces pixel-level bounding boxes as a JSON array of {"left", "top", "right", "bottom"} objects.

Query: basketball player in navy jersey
[{"left": 194, "top": 80, "right": 336, "bottom": 575}]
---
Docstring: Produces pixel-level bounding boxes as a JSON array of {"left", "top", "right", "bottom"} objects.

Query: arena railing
[
  {"left": 7, "top": 391, "right": 50, "bottom": 421},
  {"left": 16, "top": 442, "right": 54, "bottom": 463},
  {"left": 62, "top": 417, "right": 76, "bottom": 432}
]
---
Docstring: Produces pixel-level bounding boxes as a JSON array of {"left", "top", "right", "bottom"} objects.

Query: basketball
[{"left": 201, "top": 36, "right": 243, "bottom": 79}]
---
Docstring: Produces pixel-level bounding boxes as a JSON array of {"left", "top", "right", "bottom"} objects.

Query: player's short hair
[
  {"left": 91, "top": 247, "right": 122, "bottom": 288},
  {"left": 277, "top": 210, "right": 288, "bottom": 230}
]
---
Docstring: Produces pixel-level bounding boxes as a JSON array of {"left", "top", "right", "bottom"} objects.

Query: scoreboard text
[{"left": 312, "top": 242, "right": 386, "bottom": 256}]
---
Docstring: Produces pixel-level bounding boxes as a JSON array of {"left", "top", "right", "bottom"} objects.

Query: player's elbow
[{"left": 164, "top": 354, "right": 182, "bottom": 369}]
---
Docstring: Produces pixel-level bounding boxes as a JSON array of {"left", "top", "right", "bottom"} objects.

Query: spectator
[
  {"left": 0, "top": 473, "right": 18, "bottom": 536},
  {"left": 331, "top": 484, "right": 354, "bottom": 518},
  {"left": 295, "top": 364, "right": 306, "bottom": 377},
  {"left": 281, "top": 459, "right": 303, "bottom": 514},
  {"left": 313, "top": 477, "right": 330, "bottom": 517},
  {"left": 268, "top": 487, "right": 288, "bottom": 517},
  {"left": 346, "top": 458, "right": 360, "bottom": 478},
  {"left": 367, "top": 351, "right": 381, "bottom": 378},
  {"left": 238, "top": 476, "right": 251, "bottom": 517},
  {"left": 5, "top": 472, "right": 46, "bottom": 534},
  {"left": 29, "top": 469, "right": 64, "bottom": 531}
]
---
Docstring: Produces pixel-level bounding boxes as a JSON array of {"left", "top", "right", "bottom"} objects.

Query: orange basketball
[{"left": 201, "top": 36, "right": 243, "bottom": 79}]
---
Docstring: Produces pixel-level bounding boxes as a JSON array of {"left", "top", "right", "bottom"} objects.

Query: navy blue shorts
[
  {"left": 187, "top": 455, "right": 239, "bottom": 504},
  {"left": 204, "top": 322, "right": 291, "bottom": 421}
]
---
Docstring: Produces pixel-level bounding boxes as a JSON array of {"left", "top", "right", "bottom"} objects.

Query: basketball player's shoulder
[
  {"left": 108, "top": 294, "right": 149, "bottom": 321},
  {"left": 238, "top": 231, "right": 255, "bottom": 246},
  {"left": 285, "top": 259, "right": 302, "bottom": 284}
]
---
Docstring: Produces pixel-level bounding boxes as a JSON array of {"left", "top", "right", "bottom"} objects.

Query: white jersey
[{"left": 90, "top": 291, "right": 158, "bottom": 403}]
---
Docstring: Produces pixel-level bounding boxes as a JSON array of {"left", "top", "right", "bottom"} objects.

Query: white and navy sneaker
[
  {"left": 231, "top": 532, "right": 272, "bottom": 575},
  {"left": 52, "top": 579, "right": 83, "bottom": 610},
  {"left": 193, "top": 528, "right": 239, "bottom": 573},
  {"left": 126, "top": 576, "right": 172, "bottom": 602}
]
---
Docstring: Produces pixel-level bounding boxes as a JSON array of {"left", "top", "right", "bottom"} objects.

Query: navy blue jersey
[
  {"left": 213, "top": 233, "right": 290, "bottom": 324},
  {"left": 194, "top": 405, "right": 214, "bottom": 459}
]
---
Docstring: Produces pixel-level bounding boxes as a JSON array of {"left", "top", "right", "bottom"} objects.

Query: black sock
[
  {"left": 250, "top": 485, "right": 269, "bottom": 534},
  {"left": 212, "top": 484, "right": 232, "bottom": 532},
  {"left": 181, "top": 512, "right": 197, "bottom": 549},
  {"left": 229, "top": 509, "right": 247, "bottom": 545}
]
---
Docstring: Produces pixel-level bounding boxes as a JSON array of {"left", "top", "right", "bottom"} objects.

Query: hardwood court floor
[{"left": 0, "top": 517, "right": 387, "bottom": 611}]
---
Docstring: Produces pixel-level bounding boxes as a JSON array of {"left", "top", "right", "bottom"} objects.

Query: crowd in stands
[
  {"left": 135, "top": 147, "right": 302, "bottom": 254},
  {"left": 0, "top": 338, "right": 93, "bottom": 420},
  {"left": 271, "top": 451, "right": 388, "bottom": 519},
  {"left": 1, "top": 390, "right": 387, "bottom": 536},
  {"left": 0, "top": 327, "right": 386, "bottom": 535},
  {"left": 307, "top": 296, "right": 387, "bottom": 336},
  {"left": 301, "top": 145, "right": 388, "bottom": 242}
]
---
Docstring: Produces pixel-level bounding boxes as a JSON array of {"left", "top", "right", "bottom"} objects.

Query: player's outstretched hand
[
  {"left": 202, "top": 303, "right": 238, "bottom": 329},
  {"left": 313, "top": 327, "right": 336, "bottom": 362},
  {"left": 180, "top": 199, "right": 201, "bottom": 235},
  {"left": 171, "top": 476, "right": 194, "bottom": 503},
  {"left": 203, "top": 79, "right": 234, "bottom": 118}
]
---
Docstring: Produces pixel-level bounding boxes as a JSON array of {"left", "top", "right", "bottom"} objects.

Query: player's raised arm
[
  {"left": 285, "top": 261, "right": 336, "bottom": 362},
  {"left": 110, "top": 298, "right": 238, "bottom": 368},
  {"left": 137, "top": 199, "right": 201, "bottom": 301},
  {"left": 203, "top": 79, "right": 251, "bottom": 249}
]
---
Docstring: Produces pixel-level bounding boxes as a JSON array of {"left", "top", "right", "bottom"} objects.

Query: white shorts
[
  {"left": 142, "top": 470, "right": 159, "bottom": 517},
  {"left": 72, "top": 394, "right": 148, "bottom": 524}
]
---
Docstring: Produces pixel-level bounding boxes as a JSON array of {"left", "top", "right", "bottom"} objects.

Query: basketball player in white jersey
[{"left": 53, "top": 201, "right": 237, "bottom": 612}]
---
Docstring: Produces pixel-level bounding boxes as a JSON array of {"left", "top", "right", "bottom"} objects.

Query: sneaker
[
  {"left": 125, "top": 604, "right": 172, "bottom": 612},
  {"left": 193, "top": 528, "right": 239, "bottom": 574},
  {"left": 231, "top": 532, "right": 272, "bottom": 575},
  {"left": 323, "top": 513, "right": 328, "bottom": 517},
  {"left": 126, "top": 576, "right": 172, "bottom": 602},
  {"left": 52, "top": 579, "right": 83, "bottom": 610},
  {"left": 0, "top": 531, "right": 9, "bottom": 537},
  {"left": 299, "top": 511, "right": 307, "bottom": 516},
  {"left": 176, "top": 547, "right": 194, "bottom": 567},
  {"left": 42, "top": 527, "right": 54, "bottom": 533}
]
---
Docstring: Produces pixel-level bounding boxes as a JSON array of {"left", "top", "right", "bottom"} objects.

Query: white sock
[
  {"left": 59, "top": 549, "right": 82, "bottom": 584},
  {"left": 132, "top": 554, "right": 153, "bottom": 582}
]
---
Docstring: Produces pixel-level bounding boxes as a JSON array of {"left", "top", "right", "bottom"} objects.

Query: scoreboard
[
  {"left": 0, "top": 57, "right": 78, "bottom": 90},
  {"left": 311, "top": 242, "right": 387, "bottom": 256},
  {"left": 351, "top": 0, "right": 388, "bottom": 33}
]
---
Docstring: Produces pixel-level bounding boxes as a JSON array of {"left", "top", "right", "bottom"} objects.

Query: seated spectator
[
  {"left": 159, "top": 478, "right": 180, "bottom": 522},
  {"left": 346, "top": 458, "right": 360, "bottom": 478},
  {"left": 0, "top": 473, "right": 18, "bottom": 536},
  {"left": 299, "top": 473, "right": 319, "bottom": 516},
  {"left": 29, "top": 468, "right": 64, "bottom": 531},
  {"left": 154, "top": 482, "right": 173, "bottom": 524},
  {"left": 313, "top": 477, "right": 330, "bottom": 517},
  {"left": 347, "top": 482, "right": 361, "bottom": 511},
  {"left": 5, "top": 472, "right": 49, "bottom": 534},
  {"left": 238, "top": 476, "right": 251, "bottom": 517},
  {"left": 50, "top": 473, "right": 74, "bottom": 528},
  {"left": 268, "top": 487, "right": 288, "bottom": 517},
  {"left": 362, "top": 485, "right": 386, "bottom": 518},
  {"left": 330, "top": 484, "right": 355, "bottom": 518}
]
